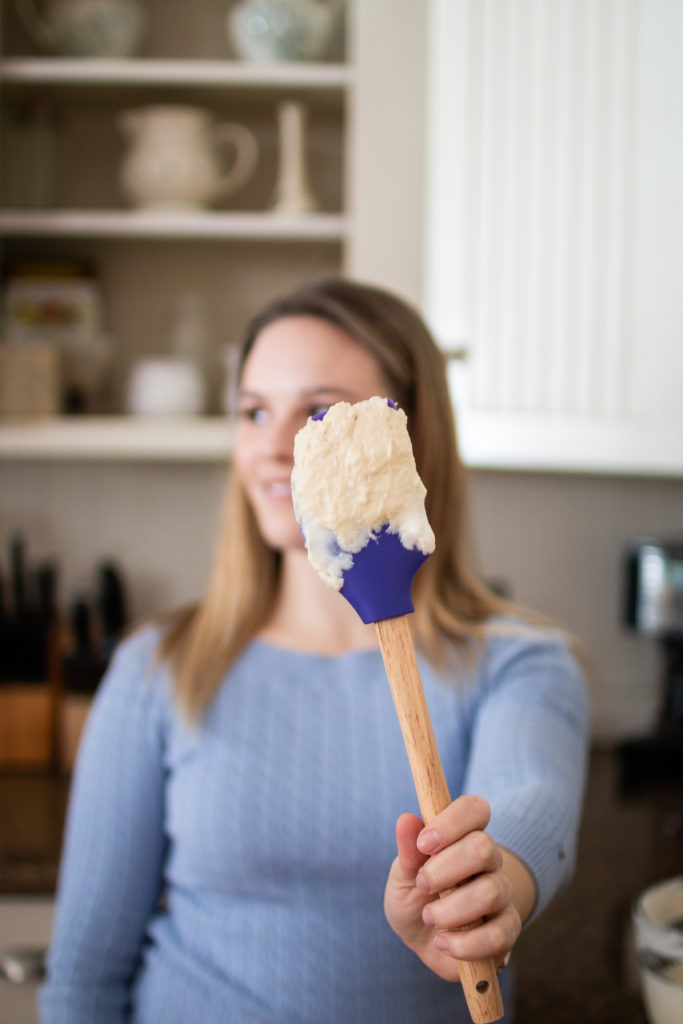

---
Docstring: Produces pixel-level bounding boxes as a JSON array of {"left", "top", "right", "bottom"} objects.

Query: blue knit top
[{"left": 40, "top": 621, "right": 588, "bottom": 1023}]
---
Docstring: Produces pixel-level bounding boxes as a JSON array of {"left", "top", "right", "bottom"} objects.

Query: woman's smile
[{"left": 264, "top": 479, "right": 293, "bottom": 499}]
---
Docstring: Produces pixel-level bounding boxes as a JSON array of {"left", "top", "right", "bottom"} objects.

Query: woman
[{"left": 41, "top": 277, "right": 589, "bottom": 1023}]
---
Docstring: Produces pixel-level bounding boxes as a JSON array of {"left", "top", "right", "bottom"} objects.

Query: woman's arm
[
  {"left": 40, "top": 629, "right": 169, "bottom": 1024},
  {"left": 499, "top": 847, "right": 537, "bottom": 927},
  {"left": 384, "top": 629, "right": 588, "bottom": 979}
]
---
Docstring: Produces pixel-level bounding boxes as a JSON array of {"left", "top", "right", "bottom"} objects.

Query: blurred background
[{"left": 0, "top": 2, "right": 681, "bottom": 1022}]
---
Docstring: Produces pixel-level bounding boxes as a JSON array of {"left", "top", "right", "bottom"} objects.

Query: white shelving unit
[
  {"left": 0, "top": 415, "right": 236, "bottom": 461},
  {"left": 0, "top": 209, "right": 349, "bottom": 240},
  {"left": 0, "top": 27, "right": 351, "bottom": 460},
  {"left": 0, "top": 57, "right": 352, "bottom": 90}
]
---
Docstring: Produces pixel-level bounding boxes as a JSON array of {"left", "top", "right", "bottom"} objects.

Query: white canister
[{"left": 126, "top": 357, "right": 205, "bottom": 416}]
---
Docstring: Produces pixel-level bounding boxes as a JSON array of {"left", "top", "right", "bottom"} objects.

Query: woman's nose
[{"left": 265, "top": 414, "right": 299, "bottom": 460}]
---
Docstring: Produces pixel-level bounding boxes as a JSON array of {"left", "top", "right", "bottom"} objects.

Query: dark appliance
[{"left": 619, "top": 539, "right": 683, "bottom": 790}]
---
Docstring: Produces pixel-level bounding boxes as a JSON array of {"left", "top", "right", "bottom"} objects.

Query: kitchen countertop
[
  {"left": 1, "top": 749, "right": 681, "bottom": 1022},
  {"left": 0, "top": 773, "right": 69, "bottom": 895},
  {"left": 513, "top": 746, "right": 682, "bottom": 1023}
]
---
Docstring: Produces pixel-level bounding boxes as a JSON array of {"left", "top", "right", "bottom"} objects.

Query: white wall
[
  {"left": 0, "top": 461, "right": 227, "bottom": 621},
  {"left": 468, "top": 469, "right": 683, "bottom": 740}
]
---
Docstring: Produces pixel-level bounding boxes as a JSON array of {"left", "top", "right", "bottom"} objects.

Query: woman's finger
[
  {"left": 394, "top": 812, "right": 428, "bottom": 878},
  {"left": 422, "top": 871, "right": 512, "bottom": 931},
  {"left": 416, "top": 794, "right": 491, "bottom": 855},
  {"left": 432, "top": 905, "right": 521, "bottom": 962},
  {"left": 416, "top": 829, "right": 502, "bottom": 894}
]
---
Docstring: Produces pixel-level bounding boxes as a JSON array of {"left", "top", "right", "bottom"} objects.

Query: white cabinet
[
  {"left": 0, "top": 0, "right": 351, "bottom": 460},
  {"left": 424, "top": 0, "right": 683, "bottom": 475}
]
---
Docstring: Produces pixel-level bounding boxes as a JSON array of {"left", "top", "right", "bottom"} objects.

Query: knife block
[
  {"left": 57, "top": 647, "right": 108, "bottom": 771},
  {"left": 59, "top": 692, "right": 93, "bottom": 771},
  {"left": 0, "top": 618, "right": 64, "bottom": 769},
  {"left": 0, "top": 683, "right": 54, "bottom": 768}
]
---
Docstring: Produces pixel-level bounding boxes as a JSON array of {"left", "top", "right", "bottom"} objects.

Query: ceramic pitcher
[{"left": 118, "top": 105, "right": 259, "bottom": 211}]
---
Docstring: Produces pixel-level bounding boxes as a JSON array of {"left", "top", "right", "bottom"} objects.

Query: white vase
[{"left": 270, "top": 100, "right": 318, "bottom": 215}]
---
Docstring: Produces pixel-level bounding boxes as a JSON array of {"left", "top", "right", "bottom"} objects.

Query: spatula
[{"left": 295, "top": 404, "right": 504, "bottom": 1024}]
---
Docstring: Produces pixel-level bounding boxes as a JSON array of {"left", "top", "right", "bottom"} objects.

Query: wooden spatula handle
[{"left": 375, "top": 615, "right": 504, "bottom": 1024}]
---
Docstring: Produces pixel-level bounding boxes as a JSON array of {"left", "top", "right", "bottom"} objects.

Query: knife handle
[
  {"left": 375, "top": 615, "right": 504, "bottom": 1024},
  {"left": 9, "top": 533, "right": 26, "bottom": 614},
  {"left": 70, "top": 598, "right": 91, "bottom": 655}
]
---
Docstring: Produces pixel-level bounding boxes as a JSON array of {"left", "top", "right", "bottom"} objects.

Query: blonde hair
[{"left": 160, "top": 277, "right": 517, "bottom": 721}]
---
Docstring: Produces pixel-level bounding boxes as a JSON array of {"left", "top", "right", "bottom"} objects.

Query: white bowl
[
  {"left": 126, "top": 357, "right": 204, "bottom": 416},
  {"left": 640, "top": 963, "right": 683, "bottom": 1024},
  {"left": 633, "top": 876, "right": 683, "bottom": 1024}
]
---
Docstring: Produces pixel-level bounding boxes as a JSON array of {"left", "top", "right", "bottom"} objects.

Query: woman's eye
[
  {"left": 308, "top": 403, "right": 330, "bottom": 419},
  {"left": 238, "top": 406, "right": 268, "bottom": 424}
]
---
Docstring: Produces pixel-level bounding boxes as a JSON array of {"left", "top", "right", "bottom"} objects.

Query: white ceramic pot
[
  {"left": 13, "top": 0, "right": 146, "bottom": 57},
  {"left": 118, "top": 105, "right": 258, "bottom": 211},
  {"left": 228, "top": 0, "right": 342, "bottom": 62},
  {"left": 633, "top": 876, "right": 683, "bottom": 1024},
  {"left": 640, "top": 964, "right": 683, "bottom": 1024},
  {"left": 126, "top": 357, "right": 205, "bottom": 416}
]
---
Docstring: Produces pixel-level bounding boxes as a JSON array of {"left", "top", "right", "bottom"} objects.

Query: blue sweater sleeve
[
  {"left": 462, "top": 628, "right": 590, "bottom": 921},
  {"left": 40, "top": 628, "right": 169, "bottom": 1024}
]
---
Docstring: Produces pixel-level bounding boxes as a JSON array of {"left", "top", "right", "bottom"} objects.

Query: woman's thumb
[{"left": 394, "top": 812, "right": 429, "bottom": 879}]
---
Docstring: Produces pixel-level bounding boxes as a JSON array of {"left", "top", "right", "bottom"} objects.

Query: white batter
[{"left": 291, "top": 397, "right": 435, "bottom": 589}]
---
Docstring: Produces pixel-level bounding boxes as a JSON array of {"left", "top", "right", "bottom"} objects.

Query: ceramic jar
[
  {"left": 13, "top": 0, "right": 146, "bottom": 57},
  {"left": 126, "top": 357, "right": 205, "bottom": 416},
  {"left": 228, "top": 0, "right": 342, "bottom": 62},
  {"left": 118, "top": 105, "right": 258, "bottom": 210},
  {"left": 633, "top": 876, "right": 683, "bottom": 1024}
]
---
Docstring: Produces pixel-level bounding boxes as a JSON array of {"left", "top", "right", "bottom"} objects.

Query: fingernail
[
  {"left": 417, "top": 828, "right": 439, "bottom": 854},
  {"left": 415, "top": 871, "right": 432, "bottom": 893},
  {"left": 434, "top": 932, "right": 450, "bottom": 952},
  {"left": 422, "top": 904, "right": 435, "bottom": 926}
]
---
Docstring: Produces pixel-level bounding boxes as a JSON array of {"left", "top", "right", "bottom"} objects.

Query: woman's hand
[{"left": 383, "top": 795, "right": 523, "bottom": 983}]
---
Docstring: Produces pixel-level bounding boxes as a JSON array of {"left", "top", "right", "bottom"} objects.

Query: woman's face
[{"left": 234, "top": 314, "right": 392, "bottom": 552}]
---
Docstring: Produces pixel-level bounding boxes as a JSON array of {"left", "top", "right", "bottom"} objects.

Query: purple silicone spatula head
[
  {"left": 338, "top": 524, "right": 430, "bottom": 624},
  {"left": 305, "top": 401, "right": 431, "bottom": 624}
]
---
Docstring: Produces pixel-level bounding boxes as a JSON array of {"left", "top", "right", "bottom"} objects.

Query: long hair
[{"left": 160, "top": 277, "right": 515, "bottom": 721}]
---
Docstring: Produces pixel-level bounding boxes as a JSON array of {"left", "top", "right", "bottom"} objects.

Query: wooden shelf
[
  {"left": 0, "top": 209, "right": 349, "bottom": 240},
  {"left": 0, "top": 416, "right": 236, "bottom": 461}
]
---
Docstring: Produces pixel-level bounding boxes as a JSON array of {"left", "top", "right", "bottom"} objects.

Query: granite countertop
[{"left": 1, "top": 750, "right": 681, "bottom": 1022}]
